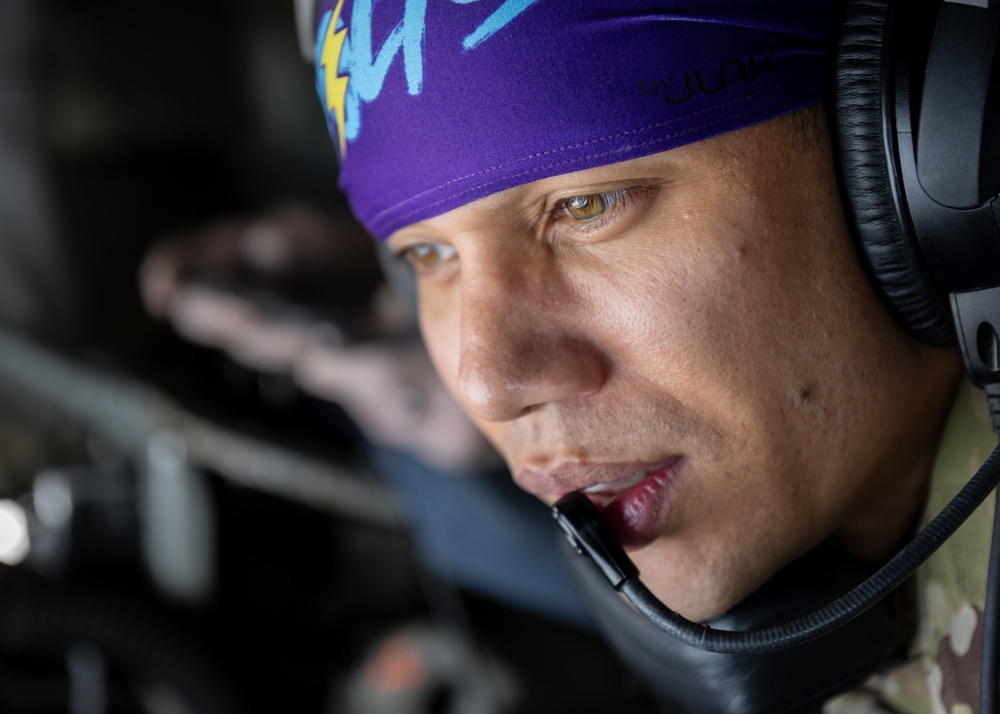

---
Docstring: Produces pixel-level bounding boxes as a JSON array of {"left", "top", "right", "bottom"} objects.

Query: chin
[{"left": 631, "top": 544, "right": 770, "bottom": 623}]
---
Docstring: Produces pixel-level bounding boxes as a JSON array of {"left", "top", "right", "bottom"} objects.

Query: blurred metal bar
[{"left": 0, "top": 326, "right": 401, "bottom": 528}]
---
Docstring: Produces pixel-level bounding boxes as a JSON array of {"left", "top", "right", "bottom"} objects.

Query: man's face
[{"left": 387, "top": 112, "right": 960, "bottom": 621}]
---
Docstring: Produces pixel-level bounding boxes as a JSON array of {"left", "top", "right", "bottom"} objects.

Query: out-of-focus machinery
[{"left": 0, "top": 325, "right": 423, "bottom": 714}]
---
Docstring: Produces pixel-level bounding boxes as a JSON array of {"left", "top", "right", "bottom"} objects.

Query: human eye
[
  {"left": 557, "top": 189, "right": 628, "bottom": 220},
  {"left": 395, "top": 242, "right": 457, "bottom": 273},
  {"left": 551, "top": 188, "right": 639, "bottom": 237}
]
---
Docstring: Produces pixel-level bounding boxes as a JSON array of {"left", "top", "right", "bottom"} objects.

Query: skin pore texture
[{"left": 387, "top": 110, "right": 964, "bottom": 622}]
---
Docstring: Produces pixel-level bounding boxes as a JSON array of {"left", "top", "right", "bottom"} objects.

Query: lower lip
[{"left": 591, "top": 461, "right": 682, "bottom": 549}]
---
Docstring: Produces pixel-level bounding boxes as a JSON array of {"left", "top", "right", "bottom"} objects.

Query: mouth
[
  {"left": 581, "top": 469, "right": 654, "bottom": 506},
  {"left": 521, "top": 458, "right": 684, "bottom": 550}
]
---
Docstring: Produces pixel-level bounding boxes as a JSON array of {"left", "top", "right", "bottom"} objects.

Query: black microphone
[{"left": 554, "top": 444, "right": 1000, "bottom": 654}]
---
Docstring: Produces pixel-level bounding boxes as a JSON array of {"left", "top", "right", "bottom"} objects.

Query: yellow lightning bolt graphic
[{"left": 321, "top": 0, "right": 350, "bottom": 157}]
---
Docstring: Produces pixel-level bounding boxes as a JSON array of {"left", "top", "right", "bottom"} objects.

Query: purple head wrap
[{"left": 314, "top": 1, "right": 835, "bottom": 240}]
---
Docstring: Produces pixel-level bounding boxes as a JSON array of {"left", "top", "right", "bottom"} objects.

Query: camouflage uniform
[{"left": 827, "top": 381, "right": 998, "bottom": 714}]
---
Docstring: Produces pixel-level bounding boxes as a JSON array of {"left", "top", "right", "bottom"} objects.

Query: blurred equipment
[
  {"left": 0, "top": 326, "right": 414, "bottom": 714},
  {"left": 0, "top": 325, "right": 400, "bottom": 531}
]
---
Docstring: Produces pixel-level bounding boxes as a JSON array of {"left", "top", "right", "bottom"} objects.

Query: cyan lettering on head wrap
[{"left": 315, "top": 0, "right": 835, "bottom": 240}]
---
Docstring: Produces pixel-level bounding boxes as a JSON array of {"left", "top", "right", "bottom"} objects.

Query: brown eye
[
  {"left": 401, "top": 243, "right": 456, "bottom": 271},
  {"left": 562, "top": 193, "right": 609, "bottom": 221}
]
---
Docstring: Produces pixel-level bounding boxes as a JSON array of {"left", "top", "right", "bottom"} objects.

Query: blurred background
[{"left": 0, "top": 1, "right": 659, "bottom": 711}]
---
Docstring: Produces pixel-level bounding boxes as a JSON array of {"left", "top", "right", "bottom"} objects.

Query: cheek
[
  {"left": 592, "top": 213, "right": 761, "bottom": 392},
  {"left": 417, "top": 287, "right": 462, "bottom": 398},
  {"left": 590, "top": 194, "right": 869, "bottom": 481}
]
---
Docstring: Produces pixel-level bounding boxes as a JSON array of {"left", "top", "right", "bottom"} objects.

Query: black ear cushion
[{"left": 832, "top": 0, "right": 955, "bottom": 345}]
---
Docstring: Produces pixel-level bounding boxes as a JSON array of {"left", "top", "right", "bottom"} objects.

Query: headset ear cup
[{"left": 832, "top": 0, "right": 955, "bottom": 345}]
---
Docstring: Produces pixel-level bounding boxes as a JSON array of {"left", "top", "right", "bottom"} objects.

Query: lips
[
  {"left": 592, "top": 461, "right": 682, "bottom": 548},
  {"left": 519, "top": 458, "right": 683, "bottom": 549}
]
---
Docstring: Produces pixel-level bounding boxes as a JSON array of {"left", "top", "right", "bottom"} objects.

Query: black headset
[
  {"left": 838, "top": 0, "right": 1000, "bottom": 365},
  {"left": 555, "top": 0, "right": 1000, "bottom": 712}
]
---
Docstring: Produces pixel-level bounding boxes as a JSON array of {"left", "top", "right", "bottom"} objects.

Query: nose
[{"left": 456, "top": 254, "right": 607, "bottom": 423}]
